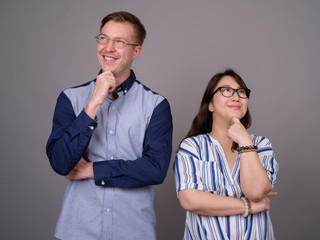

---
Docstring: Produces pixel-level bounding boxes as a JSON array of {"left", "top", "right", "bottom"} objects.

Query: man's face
[{"left": 97, "top": 20, "right": 141, "bottom": 80}]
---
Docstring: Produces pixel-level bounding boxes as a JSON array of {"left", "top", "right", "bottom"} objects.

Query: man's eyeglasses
[
  {"left": 213, "top": 87, "right": 251, "bottom": 99},
  {"left": 95, "top": 34, "right": 139, "bottom": 49}
]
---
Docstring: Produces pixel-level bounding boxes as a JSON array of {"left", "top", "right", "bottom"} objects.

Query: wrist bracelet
[
  {"left": 241, "top": 197, "right": 251, "bottom": 217},
  {"left": 247, "top": 198, "right": 252, "bottom": 215},
  {"left": 237, "top": 145, "right": 258, "bottom": 154}
]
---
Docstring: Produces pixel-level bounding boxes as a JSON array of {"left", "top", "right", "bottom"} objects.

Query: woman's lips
[{"left": 228, "top": 105, "right": 240, "bottom": 109}]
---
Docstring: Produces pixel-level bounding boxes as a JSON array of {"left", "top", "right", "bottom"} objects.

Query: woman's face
[{"left": 208, "top": 76, "right": 249, "bottom": 123}]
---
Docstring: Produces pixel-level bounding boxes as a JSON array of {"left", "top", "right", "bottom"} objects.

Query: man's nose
[{"left": 105, "top": 40, "right": 115, "bottom": 51}]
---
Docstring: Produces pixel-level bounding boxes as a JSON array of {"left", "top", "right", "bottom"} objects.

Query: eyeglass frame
[
  {"left": 95, "top": 34, "right": 140, "bottom": 48},
  {"left": 212, "top": 86, "right": 251, "bottom": 99}
]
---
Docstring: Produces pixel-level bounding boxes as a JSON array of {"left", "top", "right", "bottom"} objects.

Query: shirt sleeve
[
  {"left": 253, "top": 135, "right": 279, "bottom": 188},
  {"left": 46, "top": 92, "right": 97, "bottom": 175},
  {"left": 93, "top": 98, "right": 173, "bottom": 188},
  {"left": 174, "top": 137, "right": 205, "bottom": 193}
]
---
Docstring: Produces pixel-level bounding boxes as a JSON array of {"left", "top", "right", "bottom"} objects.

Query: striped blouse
[{"left": 175, "top": 133, "right": 279, "bottom": 240}]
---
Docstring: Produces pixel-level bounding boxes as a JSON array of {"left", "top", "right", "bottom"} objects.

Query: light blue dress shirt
[{"left": 47, "top": 70, "right": 173, "bottom": 240}]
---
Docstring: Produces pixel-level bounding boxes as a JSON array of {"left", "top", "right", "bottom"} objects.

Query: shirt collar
[
  {"left": 116, "top": 70, "right": 136, "bottom": 95},
  {"left": 97, "top": 69, "right": 136, "bottom": 95}
]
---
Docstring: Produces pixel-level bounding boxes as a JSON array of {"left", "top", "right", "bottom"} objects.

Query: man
[{"left": 46, "top": 11, "right": 172, "bottom": 240}]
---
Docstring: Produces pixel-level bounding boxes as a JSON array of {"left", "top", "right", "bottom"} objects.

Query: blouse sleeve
[
  {"left": 252, "top": 135, "right": 279, "bottom": 188},
  {"left": 175, "top": 137, "right": 204, "bottom": 193}
]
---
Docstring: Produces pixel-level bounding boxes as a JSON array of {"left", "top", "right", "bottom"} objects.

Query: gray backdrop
[{"left": 1, "top": 0, "right": 319, "bottom": 239}]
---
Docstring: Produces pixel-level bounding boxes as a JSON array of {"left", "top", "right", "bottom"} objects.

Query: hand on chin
[
  {"left": 103, "top": 63, "right": 121, "bottom": 77},
  {"left": 228, "top": 113, "right": 242, "bottom": 123}
]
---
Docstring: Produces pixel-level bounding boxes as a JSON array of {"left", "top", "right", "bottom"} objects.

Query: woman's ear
[{"left": 208, "top": 101, "right": 214, "bottom": 112}]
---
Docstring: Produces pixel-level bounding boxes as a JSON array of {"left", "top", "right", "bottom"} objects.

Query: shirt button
[
  {"left": 101, "top": 180, "right": 105, "bottom": 185},
  {"left": 109, "top": 129, "right": 114, "bottom": 135},
  {"left": 89, "top": 126, "right": 94, "bottom": 130},
  {"left": 106, "top": 208, "right": 110, "bottom": 213},
  {"left": 112, "top": 106, "right": 116, "bottom": 110}
]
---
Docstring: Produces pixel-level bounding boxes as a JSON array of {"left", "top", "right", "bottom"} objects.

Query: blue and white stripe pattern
[{"left": 175, "top": 134, "right": 279, "bottom": 240}]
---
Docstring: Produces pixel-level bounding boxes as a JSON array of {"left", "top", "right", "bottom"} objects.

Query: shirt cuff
[
  {"left": 93, "top": 161, "right": 112, "bottom": 186},
  {"left": 76, "top": 110, "right": 98, "bottom": 130}
]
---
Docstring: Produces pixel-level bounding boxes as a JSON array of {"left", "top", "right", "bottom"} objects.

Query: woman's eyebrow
[{"left": 218, "top": 85, "right": 241, "bottom": 88}]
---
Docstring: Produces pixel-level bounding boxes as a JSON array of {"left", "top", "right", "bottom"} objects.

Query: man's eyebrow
[{"left": 100, "top": 34, "right": 126, "bottom": 41}]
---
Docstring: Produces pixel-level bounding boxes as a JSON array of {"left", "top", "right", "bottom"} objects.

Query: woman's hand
[
  {"left": 228, "top": 117, "right": 252, "bottom": 146},
  {"left": 250, "top": 191, "right": 278, "bottom": 214}
]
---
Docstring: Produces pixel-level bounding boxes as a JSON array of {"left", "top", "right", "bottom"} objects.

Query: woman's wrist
[
  {"left": 237, "top": 145, "right": 258, "bottom": 154},
  {"left": 241, "top": 197, "right": 252, "bottom": 217},
  {"left": 238, "top": 138, "right": 253, "bottom": 147}
]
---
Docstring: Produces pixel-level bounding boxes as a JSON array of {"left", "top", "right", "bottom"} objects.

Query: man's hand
[
  {"left": 85, "top": 70, "right": 116, "bottom": 119},
  {"left": 92, "top": 70, "right": 116, "bottom": 105},
  {"left": 65, "top": 157, "right": 94, "bottom": 180}
]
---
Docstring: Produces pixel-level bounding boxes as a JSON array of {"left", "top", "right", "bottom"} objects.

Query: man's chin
[
  {"left": 102, "top": 64, "right": 120, "bottom": 76},
  {"left": 102, "top": 66, "right": 114, "bottom": 72}
]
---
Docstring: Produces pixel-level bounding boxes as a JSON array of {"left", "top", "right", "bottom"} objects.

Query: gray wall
[{"left": 1, "top": 0, "right": 319, "bottom": 239}]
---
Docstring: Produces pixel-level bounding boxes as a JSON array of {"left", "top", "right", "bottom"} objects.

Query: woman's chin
[{"left": 229, "top": 114, "right": 242, "bottom": 120}]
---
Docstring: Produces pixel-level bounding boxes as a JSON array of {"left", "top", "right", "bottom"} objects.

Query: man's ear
[{"left": 132, "top": 46, "right": 142, "bottom": 60}]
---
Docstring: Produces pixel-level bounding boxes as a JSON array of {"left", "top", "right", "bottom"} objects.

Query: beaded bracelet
[
  {"left": 236, "top": 145, "right": 258, "bottom": 154},
  {"left": 247, "top": 198, "right": 252, "bottom": 215},
  {"left": 241, "top": 197, "right": 251, "bottom": 217}
]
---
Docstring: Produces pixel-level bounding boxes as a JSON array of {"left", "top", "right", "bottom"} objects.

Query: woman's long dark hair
[{"left": 183, "top": 69, "right": 252, "bottom": 151}]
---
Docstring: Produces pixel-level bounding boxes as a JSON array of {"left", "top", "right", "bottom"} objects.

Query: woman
[{"left": 175, "top": 69, "right": 279, "bottom": 240}]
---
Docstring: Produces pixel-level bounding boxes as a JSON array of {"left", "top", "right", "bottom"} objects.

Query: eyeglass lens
[
  {"left": 96, "top": 35, "right": 126, "bottom": 48},
  {"left": 220, "top": 87, "right": 249, "bottom": 98}
]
